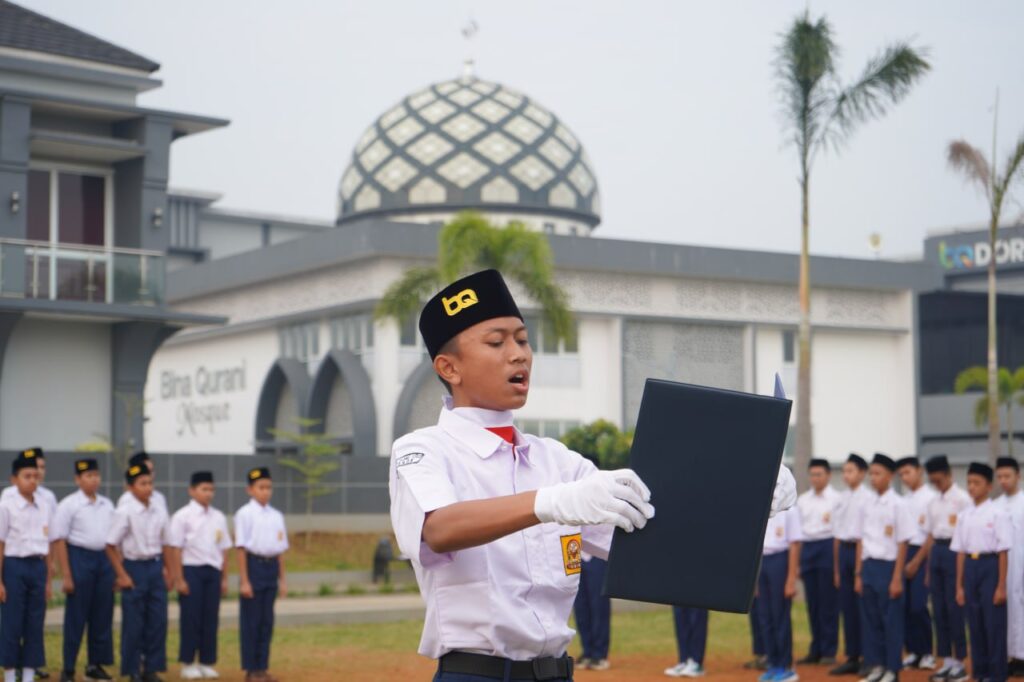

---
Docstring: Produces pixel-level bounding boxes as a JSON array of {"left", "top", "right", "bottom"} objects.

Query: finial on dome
[
  {"left": 461, "top": 58, "right": 475, "bottom": 81},
  {"left": 460, "top": 18, "right": 478, "bottom": 82}
]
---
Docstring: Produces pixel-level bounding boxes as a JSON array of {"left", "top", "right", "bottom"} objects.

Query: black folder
[{"left": 603, "top": 378, "right": 792, "bottom": 613}]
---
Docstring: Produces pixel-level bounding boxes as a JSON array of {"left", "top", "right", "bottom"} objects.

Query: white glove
[
  {"left": 770, "top": 464, "right": 797, "bottom": 517},
  {"left": 534, "top": 469, "right": 656, "bottom": 532}
]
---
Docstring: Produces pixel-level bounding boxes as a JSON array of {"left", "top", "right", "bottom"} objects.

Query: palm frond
[
  {"left": 948, "top": 140, "right": 992, "bottom": 196},
  {"left": 373, "top": 265, "right": 440, "bottom": 322},
  {"left": 437, "top": 211, "right": 495, "bottom": 280},
  {"left": 954, "top": 365, "right": 988, "bottom": 394},
  {"left": 973, "top": 396, "right": 990, "bottom": 429},
  {"left": 1011, "top": 367, "right": 1024, "bottom": 392},
  {"left": 993, "top": 132, "right": 1024, "bottom": 207},
  {"left": 831, "top": 43, "right": 930, "bottom": 142}
]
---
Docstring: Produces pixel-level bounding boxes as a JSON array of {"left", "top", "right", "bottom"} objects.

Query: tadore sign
[{"left": 938, "top": 235, "right": 1024, "bottom": 270}]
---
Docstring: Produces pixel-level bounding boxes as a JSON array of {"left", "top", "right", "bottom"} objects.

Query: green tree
[
  {"left": 270, "top": 418, "right": 342, "bottom": 550},
  {"left": 561, "top": 419, "right": 634, "bottom": 471},
  {"left": 954, "top": 366, "right": 1024, "bottom": 457},
  {"left": 776, "top": 13, "right": 929, "bottom": 487},
  {"left": 374, "top": 211, "right": 573, "bottom": 342},
  {"left": 947, "top": 115, "right": 1024, "bottom": 461}
]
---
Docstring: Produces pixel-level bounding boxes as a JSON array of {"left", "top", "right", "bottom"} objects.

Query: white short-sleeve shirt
[
  {"left": 389, "top": 398, "right": 614, "bottom": 661},
  {"left": 169, "top": 500, "right": 233, "bottom": 570},
  {"left": 797, "top": 486, "right": 840, "bottom": 541},
  {"left": 2, "top": 484, "right": 57, "bottom": 521},
  {"left": 860, "top": 488, "right": 915, "bottom": 561},
  {"left": 926, "top": 484, "right": 972, "bottom": 540},
  {"left": 52, "top": 490, "right": 115, "bottom": 551},
  {"left": 106, "top": 493, "right": 168, "bottom": 560},
  {"left": 763, "top": 506, "right": 804, "bottom": 555},
  {"left": 233, "top": 499, "right": 288, "bottom": 557},
  {"left": 903, "top": 484, "right": 938, "bottom": 547},
  {"left": 0, "top": 491, "right": 51, "bottom": 557},
  {"left": 834, "top": 484, "right": 875, "bottom": 542},
  {"left": 951, "top": 499, "right": 1013, "bottom": 555}
]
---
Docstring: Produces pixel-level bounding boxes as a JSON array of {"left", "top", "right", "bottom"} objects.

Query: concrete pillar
[{"left": 111, "top": 321, "right": 179, "bottom": 455}]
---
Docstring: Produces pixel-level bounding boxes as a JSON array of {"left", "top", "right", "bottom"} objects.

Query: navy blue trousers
[
  {"left": 0, "top": 556, "right": 46, "bottom": 669},
  {"left": 120, "top": 558, "right": 167, "bottom": 676},
  {"left": 63, "top": 545, "right": 114, "bottom": 672},
  {"left": 756, "top": 552, "right": 793, "bottom": 671},
  {"left": 963, "top": 554, "right": 1007, "bottom": 682},
  {"left": 838, "top": 541, "right": 862, "bottom": 660},
  {"left": 930, "top": 541, "right": 967, "bottom": 660},
  {"left": 672, "top": 607, "right": 708, "bottom": 665},
  {"left": 801, "top": 538, "right": 839, "bottom": 658},
  {"left": 860, "top": 559, "right": 905, "bottom": 672},
  {"left": 179, "top": 565, "right": 222, "bottom": 665},
  {"left": 240, "top": 555, "right": 278, "bottom": 672},
  {"left": 903, "top": 545, "right": 933, "bottom": 658},
  {"left": 750, "top": 597, "right": 764, "bottom": 656},
  {"left": 573, "top": 558, "right": 610, "bottom": 660}
]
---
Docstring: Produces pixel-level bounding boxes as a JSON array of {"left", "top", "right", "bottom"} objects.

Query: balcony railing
[{"left": 0, "top": 238, "right": 164, "bottom": 306}]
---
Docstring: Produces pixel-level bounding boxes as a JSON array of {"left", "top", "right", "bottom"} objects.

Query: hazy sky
[{"left": 24, "top": 1, "right": 1024, "bottom": 259}]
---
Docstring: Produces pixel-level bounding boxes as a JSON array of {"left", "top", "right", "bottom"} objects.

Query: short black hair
[{"left": 435, "top": 336, "right": 460, "bottom": 395}]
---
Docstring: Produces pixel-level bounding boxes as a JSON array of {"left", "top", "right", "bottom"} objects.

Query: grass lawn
[{"left": 281, "top": 531, "right": 398, "bottom": 572}]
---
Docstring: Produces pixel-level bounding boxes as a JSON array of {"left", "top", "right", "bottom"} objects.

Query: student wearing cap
[
  {"left": 993, "top": 457, "right": 1024, "bottom": 675},
  {"left": 389, "top": 270, "right": 797, "bottom": 682},
  {"left": 854, "top": 453, "right": 915, "bottom": 682},
  {"left": 234, "top": 467, "right": 288, "bottom": 682},
  {"left": 0, "top": 450, "right": 53, "bottom": 682},
  {"left": 754, "top": 506, "right": 803, "bottom": 682},
  {"left": 831, "top": 453, "right": 873, "bottom": 676},
  {"left": 51, "top": 459, "right": 115, "bottom": 682},
  {"left": 106, "top": 463, "right": 173, "bottom": 682},
  {"left": 953, "top": 462, "right": 1012, "bottom": 682},
  {"left": 922, "top": 455, "right": 970, "bottom": 682},
  {"left": 797, "top": 458, "right": 840, "bottom": 666},
  {"left": 896, "top": 456, "right": 937, "bottom": 670},
  {"left": 169, "top": 472, "right": 232, "bottom": 680},
  {"left": 117, "top": 453, "right": 168, "bottom": 514}
]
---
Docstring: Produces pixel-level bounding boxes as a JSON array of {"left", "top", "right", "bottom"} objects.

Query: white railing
[{"left": 0, "top": 238, "right": 164, "bottom": 305}]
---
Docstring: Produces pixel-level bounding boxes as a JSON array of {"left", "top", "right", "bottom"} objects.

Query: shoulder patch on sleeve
[{"left": 395, "top": 452, "right": 425, "bottom": 468}]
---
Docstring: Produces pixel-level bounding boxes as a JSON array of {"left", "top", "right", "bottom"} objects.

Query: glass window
[
  {"left": 541, "top": 318, "right": 559, "bottom": 354},
  {"left": 58, "top": 172, "right": 105, "bottom": 246},
  {"left": 27, "top": 170, "right": 50, "bottom": 242},
  {"left": 400, "top": 314, "right": 418, "bottom": 347},
  {"left": 365, "top": 315, "right": 374, "bottom": 348},
  {"left": 782, "top": 330, "right": 795, "bottom": 364},
  {"left": 543, "top": 222, "right": 555, "bottom": 234}
]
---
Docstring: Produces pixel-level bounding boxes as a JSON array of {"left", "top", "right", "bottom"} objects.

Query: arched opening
[
  {"left": 308, "top": 349, "right": 378, "bottom": 456},
  {"left": 392, "top": 359, "right": 446, "bottom": 439},
  {"left": 253, "top": 358, "right": 311, "bottom": 449}
]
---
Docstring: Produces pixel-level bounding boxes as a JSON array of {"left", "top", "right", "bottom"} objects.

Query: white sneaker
[
  {"left": 919, "top": 654, "right": 937, "bottom": 670},
  {"left": 664, "top": 662, "right": 690, "bottom": 678},
  {"left": 903, "top": 654, "right": 919, "bottom": 667},
  {"left": 198, "top": 665, "right": 219, "bottom": 679},
  {"left": 180, "top": 664, "right": 203, "bottom": 680},
  {"left": 859, "top": 667, "right": 884, "bottom": 682},
  {"left": 878, "top": 672, "right": 897, "bottom": 682},
  {"left": 681, "top": 660, "right": 706, "bottom": 678}
]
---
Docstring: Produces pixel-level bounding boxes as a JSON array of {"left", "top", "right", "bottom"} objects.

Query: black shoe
[
  {"left": 83, "top": 665, "right": 112, "bottom": 682},
  {"left": 58, "top": 672, "right": 74, "bottom": 682},
  {"left": 821, "top": 658, "right": 839, "bottom": 666},
  {"left": 929, "top": 670, "right": 950, "bottom": 682},
  {"left": 141, "top": 674, "right": 164, "bottom": 682},
  {"left": 946, "top": 668, "right": 968, "bottom": 682},
  {"left": 745, "top": 656, "right": 769, "bottom": 670},
  {"left": 798, "top": 655, "right": 822, "bottom": 665},
  {"left": 127, "top": 677, "right": 143, "bottom": 682},
  {"left": 37, "top": 670, "right": 50, "bottom": 680},
  {"left": 831, "top": 660, "right": 863, "bottom": 676}
]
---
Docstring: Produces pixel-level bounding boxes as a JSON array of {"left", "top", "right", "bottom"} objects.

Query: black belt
[
  {"left": 8, "top": 555, "right": 45, "bottom": 561},
  {"left": 968, "top": 552, "right": 998, "bottom": 560},
  {"left": 840, "top": 540, "right": 858, "bottom": 548},
  {"left": 248, "top": 554, "right": 279, "bottom": 563},
  {"left": 440, "top": 652, "right": 573, "bottom": 681},
  {"left": 125, "top": 556, "right": 161, "bottom": 562},
  {"left": 934, "top": 538, "right": 952, "bottom": 546}
]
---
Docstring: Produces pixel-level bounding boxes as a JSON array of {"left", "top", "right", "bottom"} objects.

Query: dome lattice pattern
[{"left": 337, "top": 76, "right": 600, "bottom": 226}]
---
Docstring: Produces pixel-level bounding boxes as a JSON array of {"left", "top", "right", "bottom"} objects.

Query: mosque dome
[{"left": 336, "top": 72, "right": 601, "bottom": 230}]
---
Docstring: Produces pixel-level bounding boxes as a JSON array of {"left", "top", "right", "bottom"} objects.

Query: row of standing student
[
  {"left": 0, "top": 448, "right": 289, "bottom": 682},
  {"left": 664, "top": 453, "right": 1021, "bottom": 682}
]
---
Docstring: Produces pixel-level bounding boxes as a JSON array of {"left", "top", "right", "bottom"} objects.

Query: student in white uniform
[
  {"left": 922, "top": 455, "right": 970, "bottom": 682},
  {"left": 117, "top": 453, "right": 167, "bottom": 515},
  {"left": 855, "top": 454, "right": 915, "bottom": 682},
  {"left": 754, "top": 507, "right": 803, "bottom": 682},
  {"left": 169, "top": 472, "right": 232, "bottom": 680},
  {"left": 896, "top": 456, "right": 937, "bottom": 670},
  {"left": 994, "top": 457, "right": 1024, "bottom": 676},
  {"left": 831, "top": 453, "right": 874, "bottom": 676},
  {"left": 389, "top": 270, "right": 798, "bottom": 682},
  {"left": 953, "top": 463, "right": 1011, "bottom": 682},
  {"left": 797, "top": 458, "right": 840, "bottom": 666}
]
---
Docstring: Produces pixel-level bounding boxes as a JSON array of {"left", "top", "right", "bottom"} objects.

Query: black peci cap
[
  {"left": 20, "top": 447, "right": 43, "bottom": 460},
  {"left": 190, "top": 471, "right": 214, "bottom": 486},
  {"left": 846, "top": 453, "right": 868, "bottom": 471},
  {"left": 996, "top": 457, "right": 1020, "bottom": 472},
  {"left": 11, "top": 450, "right": 39, "bottom": 475},
  {"left": 809, "top": 458, "right": 831, "bottom": 470},
  {"left": 925, "top": 454, "right": 951, "bottom": 474},
  {"left": 128, "top": 451, "right": 151, "bottom": 468},
  {"left": 896, "top": 456, "right": 920, "bottom": 469},
  {"left": 125, "top": 463, "right": 151, "bottom": 484},
  {"left": 74, "top": 459, "right": 98, "bottom": 475},
  {"left": 247, "top": 467, "right": 271, "bottom": 483},
  {"left": 418, "top": 269, "right": 523, "bottom": 359},
  {"left": 872, "top": 453, "right": 897, "bottom": 472},
  {"left": 968, "top": 462, "right": 994, "bottom": 482}
]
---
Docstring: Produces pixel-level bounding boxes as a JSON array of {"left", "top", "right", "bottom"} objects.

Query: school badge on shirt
[
  {"left": 823, "top": 512, "right": 831, "bottom": 523},
  {"left": 215, "top": 529, "right": 223, "bottom": 543},
  {"left": 918, "top": 514, "right": 926, "bottom": 526},
  {"left": 884, "top": 525, "right": 894, "bottom": 537},
  {"left": 277, "top": 530, "right": 284, "bottom": 542},
  {"left": 560, "top": 534, "right": 582, "bottom": 576},
  {"left": 949, "top": 514, "right": 958, "bottom": 527},
  {"left": 776, "top": 526, "right": 784, "bottom": 538}
]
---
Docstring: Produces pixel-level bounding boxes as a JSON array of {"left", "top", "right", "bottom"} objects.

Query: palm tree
[
  {"left": 947, "top": 119, "right": 1024, "bottom": 461},
  {"left": 375, "top": 211, "right": 573, "bottom": 343},
  {"left": 776, "top": 13, "right": 929, "bottom": 486},
  {"left": 955, "top": 366, "right": 1024, "bottom": 457}
]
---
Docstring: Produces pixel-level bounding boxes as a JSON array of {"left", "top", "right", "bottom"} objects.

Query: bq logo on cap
[
  {"left": 442, "top": 288, "right": 479, "bottom": 317},
  {"left": 128, "top": 465, "right": 141, "bottom": 476},
  {"left": 77, "top": 461, "right": 88, "bottom": 471}
]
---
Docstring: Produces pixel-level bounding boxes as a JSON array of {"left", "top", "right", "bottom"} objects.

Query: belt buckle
[
  {"left": 971, "top": 552, "right": 980, "bottom": 560},
  {"left": 532, "top": 657, "right": 560, "bottom": 681}
]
